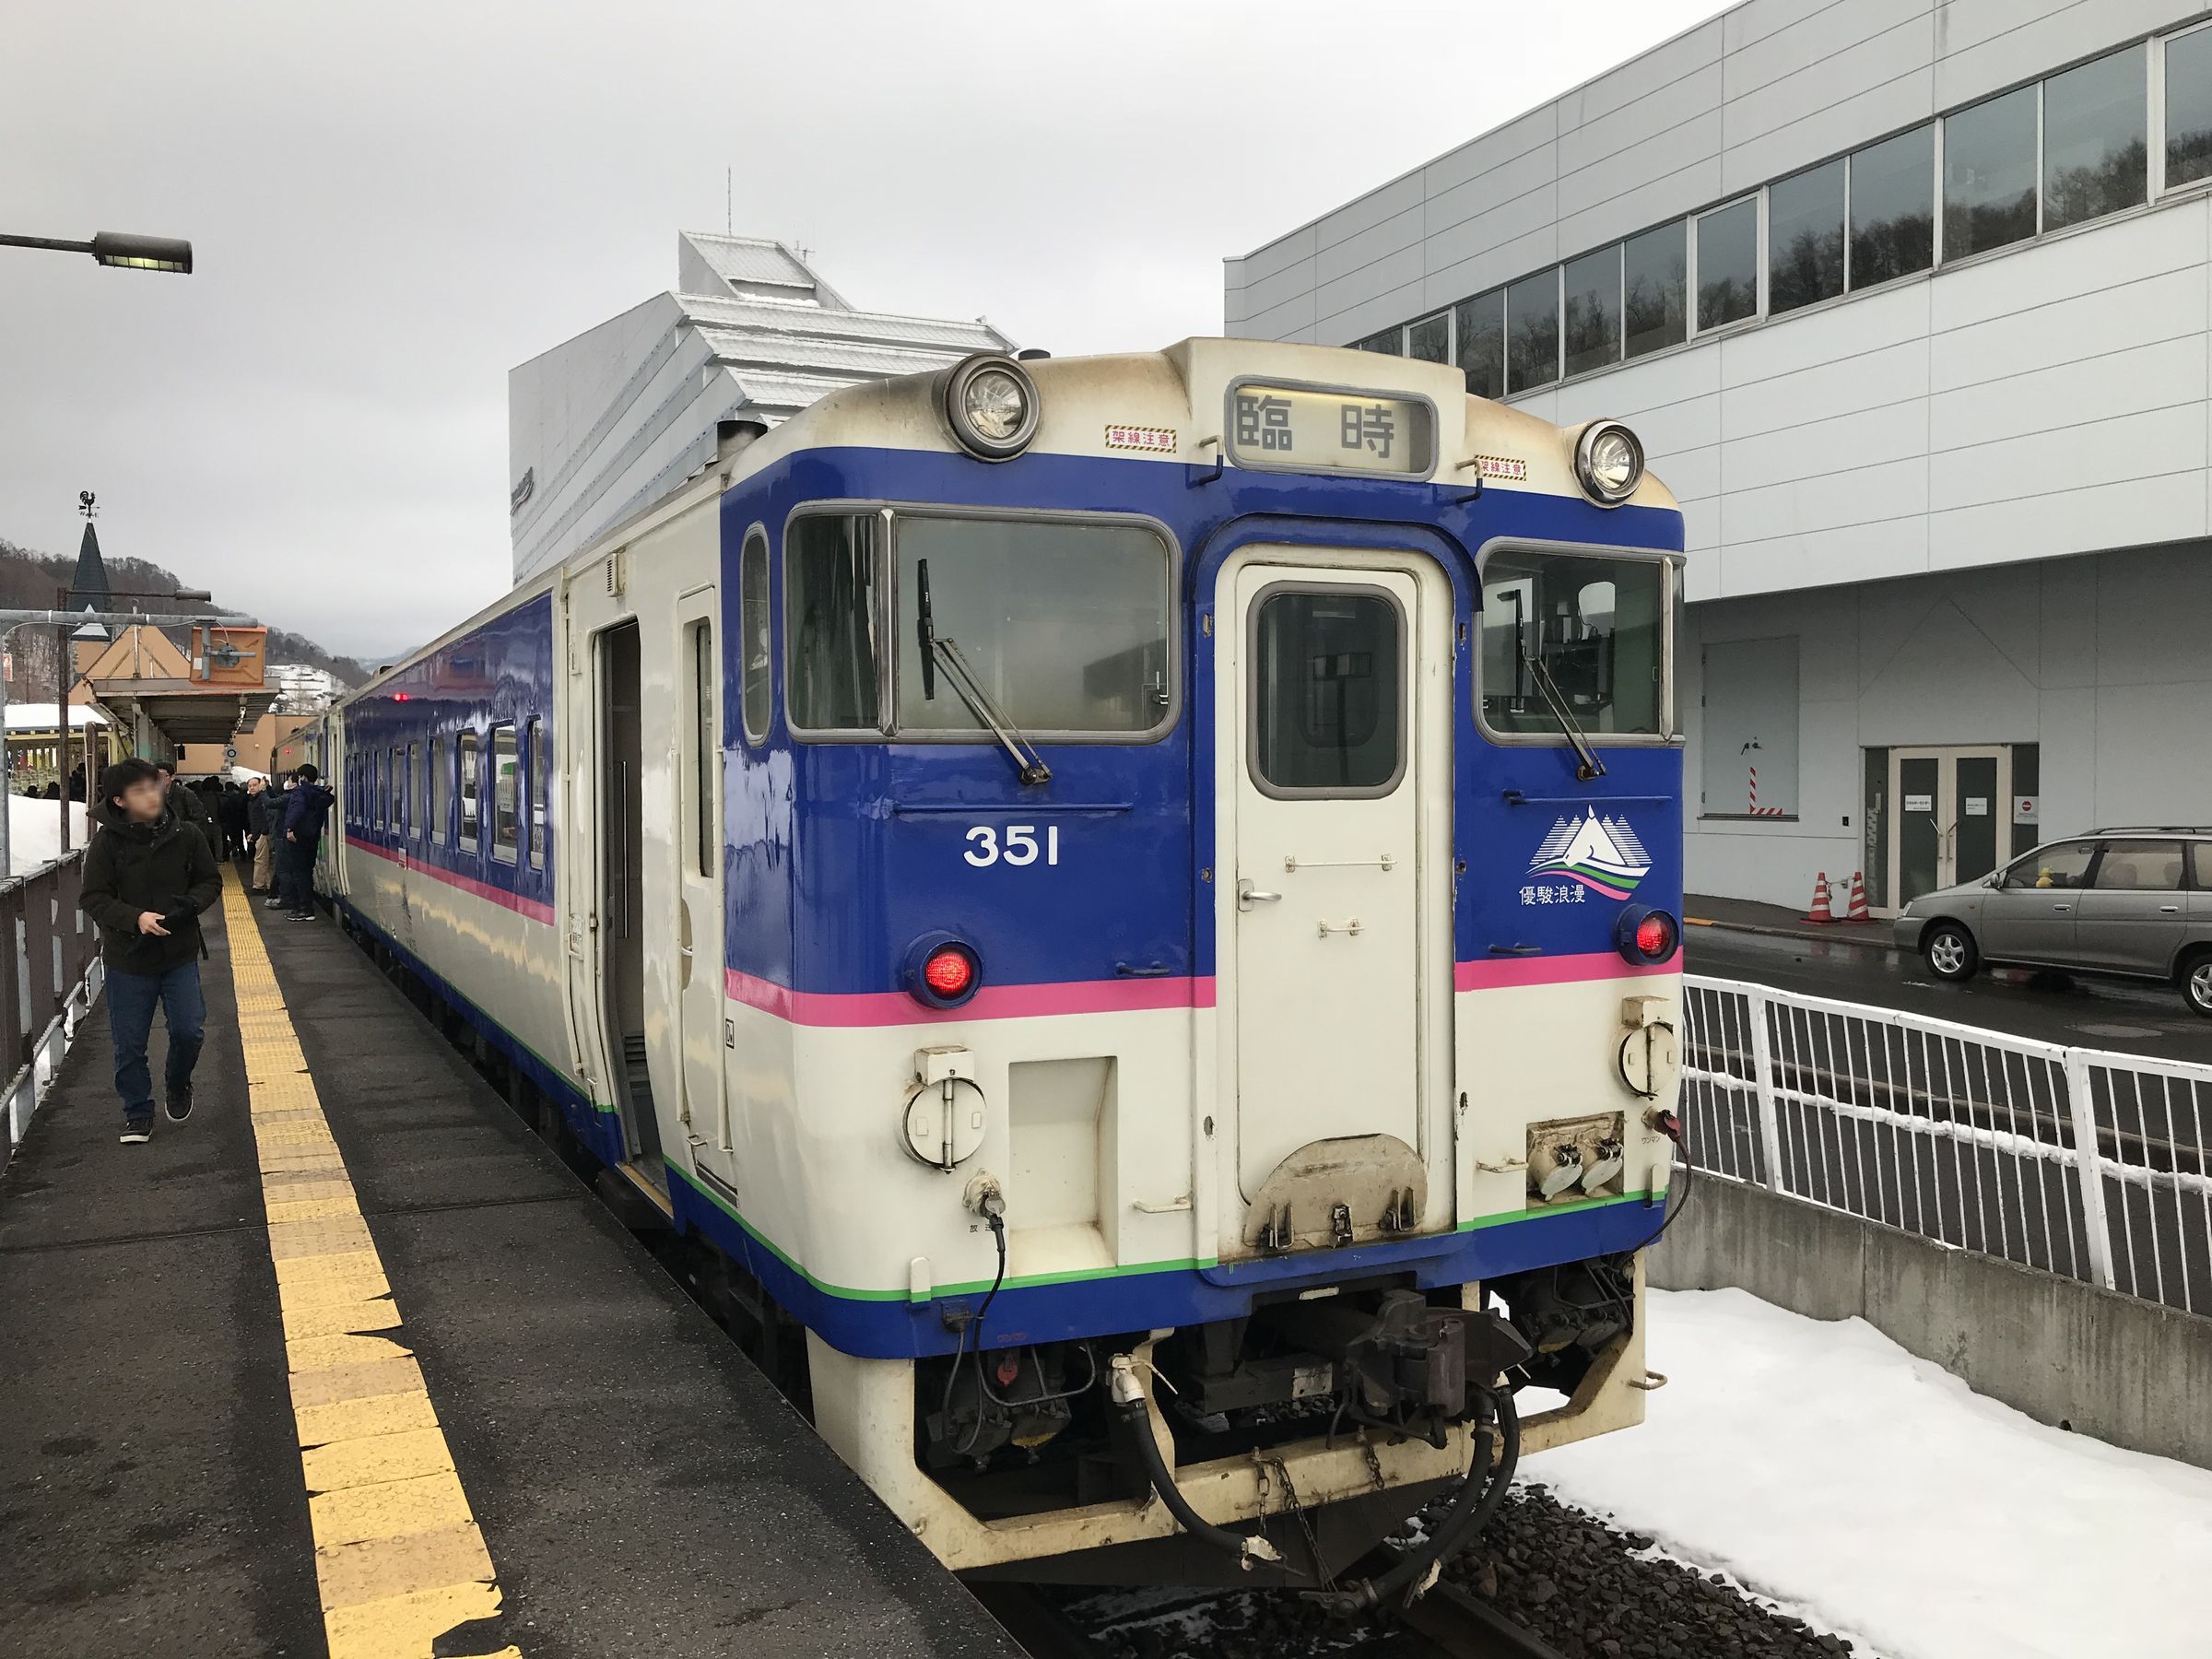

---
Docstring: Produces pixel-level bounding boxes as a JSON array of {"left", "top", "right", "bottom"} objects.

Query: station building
[
  {"left": 1226, "top": 0, "right": 2212, "bottom": 912},
  {"left": 508, "top": 233, "right": 1009, "bottom": 581}
]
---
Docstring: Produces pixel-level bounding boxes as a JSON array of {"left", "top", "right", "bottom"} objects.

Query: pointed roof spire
[{"left": 68, "top": 515, "right": 112, "bottom": 641}]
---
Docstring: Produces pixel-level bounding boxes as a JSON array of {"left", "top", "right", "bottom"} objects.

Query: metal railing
[
  {"left": 1680, "top": 975, "right": 2212, "bottom": 1316},
  {"left": 0, "top": 849, "right": 103, "bottom": 1171}
]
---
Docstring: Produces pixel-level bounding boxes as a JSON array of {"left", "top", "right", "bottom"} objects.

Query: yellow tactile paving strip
[{"left": 224, "top": 879, "right": 522, "bottom": 1659}]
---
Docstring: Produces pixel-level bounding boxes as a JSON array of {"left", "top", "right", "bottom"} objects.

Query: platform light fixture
[{"left": 0, "top": 229, "right": 194, "bottom": 275}]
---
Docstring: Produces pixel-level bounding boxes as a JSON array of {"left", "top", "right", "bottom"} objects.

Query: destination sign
[{"left": 1225, "top": 383, "right": 1434, "bottom": 477}]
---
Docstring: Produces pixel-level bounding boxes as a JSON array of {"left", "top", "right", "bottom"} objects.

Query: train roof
[{"left": 734, "top": 336, "right": 1679, "bottom": 515}]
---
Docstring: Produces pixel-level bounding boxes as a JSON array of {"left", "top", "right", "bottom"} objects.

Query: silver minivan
[{"left": 1893, "top": 829, "right": 2212, "bottom": 1018}]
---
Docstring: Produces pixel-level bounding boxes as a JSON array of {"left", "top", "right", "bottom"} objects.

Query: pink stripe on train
[
  {"left": 348, "top": 836, "right": 556, "bottom": 925},
  {"left": 724, "top": 968, "right": 1217, "bottom": 1026},
  {"left": 1454, "top": 949, "right": 1679, "bottom": 992}
]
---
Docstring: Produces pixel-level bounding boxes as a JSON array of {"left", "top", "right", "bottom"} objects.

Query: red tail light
[
  {"left": 924, "top": 947, "right": 974, "bottom": 998},
  {"left": 906, "top": 936, "right": 982, "bottom": 1008},
  {"left": 1615, "top": 904, "right": 1678, "bottom": 965}
]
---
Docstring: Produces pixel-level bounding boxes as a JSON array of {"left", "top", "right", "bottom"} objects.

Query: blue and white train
[{"left": 298, "top": 339, "right": 1688, "bottom": 1593}]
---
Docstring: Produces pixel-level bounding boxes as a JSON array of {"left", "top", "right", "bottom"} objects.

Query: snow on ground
[
  {"left": 6, "top": 798, "right": 89, "bottom": 873},
  {"left": 1527, "top": 1287, "right": 2212, "bottom": 1659}
]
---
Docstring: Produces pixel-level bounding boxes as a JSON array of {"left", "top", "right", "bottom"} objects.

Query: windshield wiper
[
  {"left": 1520, "top": 639, "right": 1606, "bottom": 782},
  {"left": 915, "top": 558, "right": 1052, "bottom": 786}
]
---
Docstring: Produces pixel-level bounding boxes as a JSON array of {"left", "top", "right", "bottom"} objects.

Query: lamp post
[{"left": 0, "top": 230, "right": 192, "bottom": 274}]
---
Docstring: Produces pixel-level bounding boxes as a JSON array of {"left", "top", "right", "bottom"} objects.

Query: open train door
[
  {"left": 554, "top": 554, "right": 667, "bottom": 1181},
  {"left": 1212, "top": 547, "right": 1456, "bottom": 1262}
]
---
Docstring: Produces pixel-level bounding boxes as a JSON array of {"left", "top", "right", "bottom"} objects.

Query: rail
[
  {"left": 0, "top": 849, "right": 102, "bottom": 1172},
  {"left": 1679, "top": 974, "right": 2212, "bottom": 1316}
]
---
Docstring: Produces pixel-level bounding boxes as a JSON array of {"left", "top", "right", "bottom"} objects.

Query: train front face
[{"left": 720, "top": 340, "right": 1685, "bottom": 1583}]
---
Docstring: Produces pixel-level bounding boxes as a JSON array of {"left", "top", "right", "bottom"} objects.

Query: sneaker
[
  {"left": 164, "top": 1081, "right": 194, "bottom": 1124},
  {"left": 288, "top": 911, "right": 317, "bottom": 922},
  {"left": 264, "top": 897, "right": 286, "bottom": 908},
  {"left": 120, "top": 1118, "right": 153, "bottom": 1145}
]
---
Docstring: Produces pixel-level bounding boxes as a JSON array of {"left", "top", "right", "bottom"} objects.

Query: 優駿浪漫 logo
[{"left": 1525, "top": 808, "right": 1653, "bottom": 900}]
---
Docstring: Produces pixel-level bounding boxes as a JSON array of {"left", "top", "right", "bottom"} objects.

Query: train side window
[
  {"left": 1248, "top": 586, "right": 1406, "bottom": 798},
  {"left": 740, "top": 528, "right": 771, "bottom": 745},
  {"left": 430, "top": 735, "right": 449, "bottom": 845},
  {"left": 458, "top": 732, "right": 480, "bottom": 853},
  {"left": 409, "top": 743, "right": 424, "bottom": 840},
  {"left": 392, "top": 746, "right": 406, "bottom": 834},
  {"left": 488, "top": 725, "right": 519, "bottom": 865},
  {"left": 526, "top": 719, "right": 547, "bottom": 869},
  {"left": 785, "top": 512, "right": 882, "bottom": 733},
  {"left": 375, "top": 749, "right": 388, "bottom": 830}
]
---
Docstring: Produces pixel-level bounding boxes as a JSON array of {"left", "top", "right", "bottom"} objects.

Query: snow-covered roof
[{"left": 5, "top": 703, "right": 108, "bottom": 730}]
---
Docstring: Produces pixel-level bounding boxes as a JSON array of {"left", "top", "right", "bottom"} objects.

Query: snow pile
[
  {"left": 1530, "top": 1288, "right": 2212, "bottom": 1659},
  {"left": 6, "top": 798, "right": 90, "bottom": 874}
]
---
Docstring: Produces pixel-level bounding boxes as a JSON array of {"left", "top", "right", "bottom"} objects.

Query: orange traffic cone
[
  {"left": 1803, "top": 872, "right": 1836, "bottom": 924},
  {"left": 1841, "top": 870, "right": 1874, "bottom": 923}
]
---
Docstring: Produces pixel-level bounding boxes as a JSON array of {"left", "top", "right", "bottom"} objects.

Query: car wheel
[
  {"left": 2183, "top": 954, "right": 2212, "bottom": 1020},
  {"left": 1924, "top": 922, "right": 1979, "bottom": 982}
]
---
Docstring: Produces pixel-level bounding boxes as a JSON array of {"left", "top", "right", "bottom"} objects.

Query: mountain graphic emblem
[{"left": 1526, "top": 808, "right": 1653, "bottom": 900}]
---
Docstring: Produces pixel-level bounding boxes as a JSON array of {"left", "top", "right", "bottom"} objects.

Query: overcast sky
[{"left": 2, "top": 0, "right": 1722, "bottom": 662}]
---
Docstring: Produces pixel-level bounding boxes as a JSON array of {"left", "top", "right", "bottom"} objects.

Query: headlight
[
  {"left": 1574, "top": 420, "right": 1644, "bottom": 506},
  {"left": 937, "top": 353, "right": 1041, "bottom": 462}
]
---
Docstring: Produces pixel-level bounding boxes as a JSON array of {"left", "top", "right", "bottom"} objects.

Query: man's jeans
[
  {"left": 108, "top": 961, "right": 206, "bottom": 1124},
  {"left": 277, "top": 842, "right": 315, "bottom": 912}
]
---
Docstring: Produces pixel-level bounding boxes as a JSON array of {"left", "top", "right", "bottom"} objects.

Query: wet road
[{"left": 1682, "top": 924, "right": 2212, "bottom": 1065}]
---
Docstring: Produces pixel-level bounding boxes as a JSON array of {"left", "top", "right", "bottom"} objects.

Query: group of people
[{"left": 76, "top": 758, "right": 335, "bottom": 1144}]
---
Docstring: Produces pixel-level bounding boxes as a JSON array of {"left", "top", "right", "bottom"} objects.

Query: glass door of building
[{"left": 1887, "top": 746, "right": 2011, "bottom": 910}]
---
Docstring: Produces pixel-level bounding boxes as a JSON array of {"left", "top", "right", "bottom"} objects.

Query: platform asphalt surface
[
  {"left": 1685, "top": 922, "right": 2212, "bottom": 1065},
  {"left": 0, "top": 873, "right": 1018, "bottom": 1659}
]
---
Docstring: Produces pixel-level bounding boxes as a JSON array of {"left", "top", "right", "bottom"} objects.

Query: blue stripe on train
[{"left": 666, "top": 1162, "right": 1668, "bottom": 1360}]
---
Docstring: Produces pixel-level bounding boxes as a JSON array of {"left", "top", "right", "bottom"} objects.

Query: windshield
[
  {"left": 1479, "top": 547, "right": 1667, "bottom": 737},
  {"left": 894, "top": 515, "right": 1172, "bottom": 735}
]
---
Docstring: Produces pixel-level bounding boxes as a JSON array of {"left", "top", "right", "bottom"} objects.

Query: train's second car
[{"left": 311, "top": 337, "right": 1688, "bottom": 1591}]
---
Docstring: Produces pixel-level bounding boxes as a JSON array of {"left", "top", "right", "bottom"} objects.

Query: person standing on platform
[
  {"left": 155, "top": 761, "right": 212, "bottom": 852},
  {"left": 245, "top": 776, "right": 276, "bottom": 894},
  {"left": 78, "top": 758, "right": 220, "bottom": 1144},
  {"left": 278, "top": 763, "right": 335, "bottom": 921}
]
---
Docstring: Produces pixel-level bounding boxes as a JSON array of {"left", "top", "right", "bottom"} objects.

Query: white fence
[{"left": 1679, "top": 976, "right": 2212, "bottom": 1316}]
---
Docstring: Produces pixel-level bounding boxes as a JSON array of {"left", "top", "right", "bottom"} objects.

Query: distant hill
[{"left": 0, "top": 535, "right": 371, "bottom": 688}]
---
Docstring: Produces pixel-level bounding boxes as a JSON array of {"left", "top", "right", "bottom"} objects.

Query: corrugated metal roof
[
  {"left": 682, "top": 232, "right": 820, "bottom": 290},
  {"left": 692, "top": 325, "right": 971, "bottom": 382},
  {"left": 677, "top": 292, "right": 1006, "bottom": 353}
]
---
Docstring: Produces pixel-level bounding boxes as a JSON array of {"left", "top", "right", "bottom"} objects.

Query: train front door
[{"left": 1218, "top": 553, "right": 1453, "bottom": 1254}]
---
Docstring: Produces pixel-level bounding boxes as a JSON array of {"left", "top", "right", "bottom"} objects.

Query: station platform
[{"left": 0, "top": 872, "right": 1017, "bottom": 1659}]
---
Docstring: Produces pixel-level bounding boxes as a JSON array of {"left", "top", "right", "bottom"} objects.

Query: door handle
[
  {"left": 2051, "top": 903, "right": 2071, "bottom": 912},
  {"left": 2160, "top": 905, "right": 2181, "bottom": 914},
  {"left": 1237, "top": 879, "right": 1281, "bottom": 909}
]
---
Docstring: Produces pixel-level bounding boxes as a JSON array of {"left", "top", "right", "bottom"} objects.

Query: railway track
[{"left": 971, "top": 1573, "right": 1568, "bottom": 1659}]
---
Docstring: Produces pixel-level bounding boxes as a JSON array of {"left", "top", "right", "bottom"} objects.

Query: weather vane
[{"left": 77, "top": 490, "right": 96, "bottom": 520}]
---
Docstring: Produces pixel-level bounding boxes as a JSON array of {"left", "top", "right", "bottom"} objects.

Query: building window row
[{"left": 1353, "top": 29, "right": 2210, "bottom": 394}]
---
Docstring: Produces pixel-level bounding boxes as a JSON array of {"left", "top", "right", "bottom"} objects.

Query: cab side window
[
  {"left": 2004, "top": 841, "right": 2097, "bottom": 888},
  {"left": 2091, "top": 841, "right": 2183, "bottom": 890},
  {"left": 2194, "top": 841, "right": 2212, "bottom": 889}
]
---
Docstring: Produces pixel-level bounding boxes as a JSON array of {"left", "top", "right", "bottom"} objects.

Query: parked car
[{"left": 1893, "top": 829, "right": 2212, "bottom": 1018}]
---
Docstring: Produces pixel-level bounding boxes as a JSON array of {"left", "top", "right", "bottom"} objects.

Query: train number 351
[{"left": 964, "top": 824, "right": 1063, "bottom": 867}]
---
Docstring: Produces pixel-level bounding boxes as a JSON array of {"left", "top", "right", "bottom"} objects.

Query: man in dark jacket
[
  {"left": 278, "top": 763, "right": 335, "bottom": 921},
  {"left": 80, "top": 758, "right": 222, "bottom": 1143},
  {"left": 155, "top": 761, "right": 212, "bottom": 851}
]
